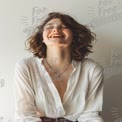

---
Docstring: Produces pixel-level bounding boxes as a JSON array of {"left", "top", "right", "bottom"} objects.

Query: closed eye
[
  {"left": 60, "top": 26, "right": 69, "bottom": 29},
  {"left": 44, "top": 25, "right": 69, "bottom": 30},
  {"left": 44, "top": 25, "right": 54, "bottom": 30}
]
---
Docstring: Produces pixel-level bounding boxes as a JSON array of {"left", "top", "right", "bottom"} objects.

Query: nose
[{"left": 53, "top": 27, "right": 61, "bottom": 32}]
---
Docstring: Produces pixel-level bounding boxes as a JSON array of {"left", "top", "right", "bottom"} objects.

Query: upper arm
[
  {"left": 14, "top": 60, "right": 41, "bottom": 121},
  {"left": 85, "top": 64, "right": 104, "bottom": 112},
  {"left": 78, "top": 61, "right": 104, "bottom": 122}
]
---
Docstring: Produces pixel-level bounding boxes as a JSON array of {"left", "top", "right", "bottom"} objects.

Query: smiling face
[{"left": 42, "top": 18, "right": 73, "bottom": 47}]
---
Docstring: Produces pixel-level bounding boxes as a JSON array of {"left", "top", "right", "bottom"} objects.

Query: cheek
[
  {"left": 67, "top": 30, "right": 73, "bottom": 40},
  {"left": 43, "top": 30, "right": 51, "bottom": 40},
  {"left": 42, "top": 31, "right": 48, "bottom": 40},
  {"left": 42, "top": 32, "right": 45, "bottom": 40},
  {"left": 42, "top": 31, "right": 51, "bottom": 44}
]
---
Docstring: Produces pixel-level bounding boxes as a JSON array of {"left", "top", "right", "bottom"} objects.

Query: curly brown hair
[{"left": 25, "top": 12, "right": 96, "bottom": 61}]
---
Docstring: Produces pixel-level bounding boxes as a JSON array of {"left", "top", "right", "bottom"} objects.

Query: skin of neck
[{"left": 45, "top": 46, "right": 72, "bottom": 71}]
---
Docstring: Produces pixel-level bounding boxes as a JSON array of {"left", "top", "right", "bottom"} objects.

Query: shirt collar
[{"left": 37, "top": 57, "right": 79, "bottom": 69}]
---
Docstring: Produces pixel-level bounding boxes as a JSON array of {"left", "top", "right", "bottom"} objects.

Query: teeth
[{"left": 50, "top": 35, "right": 63, "bottom": 38}]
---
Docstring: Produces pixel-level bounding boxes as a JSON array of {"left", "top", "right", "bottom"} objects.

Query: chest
[{"left": 46, "top": 66, "right": 73, "bottom": 102}]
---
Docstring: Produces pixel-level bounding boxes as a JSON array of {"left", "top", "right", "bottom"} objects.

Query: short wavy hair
[{"left": 25, "top": 12, "right": 96, "bottom": 61}]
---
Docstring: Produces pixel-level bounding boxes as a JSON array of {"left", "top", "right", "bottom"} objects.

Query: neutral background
[{"left": 0, "top": 0, "right": 122, "bottom": 122}]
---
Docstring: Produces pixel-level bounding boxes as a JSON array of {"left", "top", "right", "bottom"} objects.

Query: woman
[{"left": 14, "top": 12, "right": 104, "bottom": 122}]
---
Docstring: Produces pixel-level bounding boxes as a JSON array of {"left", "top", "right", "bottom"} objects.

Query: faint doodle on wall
[
  {"left": 95, "top": 48, "right": 122, "bottom": 80},
  {"left": 88, "top": 0, "right": 122, "bottom": 27},
  {"left": 104, "top": 65, "right": 122, "bottom": 80},
  {"left": 110, "top": 48, "right": 122, "bottom": 66},
  {"left": 0, "top": 116, "right": 4, "bottom": 122},
  {"left": 0, "top": 72, "right": 5, "bottom": 88},
  {"left": 21, "top": 6, "right": 50, "bottom": 38},
  {"left": 112, "top": 107, "right": 122, "bottom": 122},
  {"left": 0, "top": 116, "right": 14, "bottom": 122},
  {"left": 102, "top": 48, "right": 122, "bottom": 80}
]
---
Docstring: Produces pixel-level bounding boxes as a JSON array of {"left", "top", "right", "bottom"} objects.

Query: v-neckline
[{"left": 38, "top": 58, "right": 77, "bottom": 104}]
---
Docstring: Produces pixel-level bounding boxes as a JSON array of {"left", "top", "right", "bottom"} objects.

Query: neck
[{"left": 45, "top": 46, "right": 72, "bottom": 71}]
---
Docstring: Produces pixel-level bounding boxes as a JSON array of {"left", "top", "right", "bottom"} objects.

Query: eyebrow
[
  {"left": 45, "top": 22, "right": 65, "bottom": 26},
  {"left": 45, "top": 23, "right": 55, "bottom": 26}
]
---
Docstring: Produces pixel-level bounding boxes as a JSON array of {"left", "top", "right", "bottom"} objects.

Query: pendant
[{"left": 54, "top": 75, "right": 63, "bottom": 80}]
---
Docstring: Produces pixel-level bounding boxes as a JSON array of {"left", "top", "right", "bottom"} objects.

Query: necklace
[{"left": 45, "top": 58, "right": 71, "bottom": 79}]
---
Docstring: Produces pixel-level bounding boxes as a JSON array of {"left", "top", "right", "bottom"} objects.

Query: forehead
[{"left": 45, "top": 18, "right": 64, "bottom": 25}]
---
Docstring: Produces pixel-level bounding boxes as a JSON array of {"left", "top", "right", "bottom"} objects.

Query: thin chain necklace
[{"left": 45, "top": 58, "right": 71, "bottom": 79}]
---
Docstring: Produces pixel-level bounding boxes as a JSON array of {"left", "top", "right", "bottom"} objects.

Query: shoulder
[
  {"left": 81, "top": 58, "right": 103, "bottom": 71},
  {"left": 80, "top": 58, "right": 104, "bottom": 82},
  {"left": 15, "top": 56, "right": 39, "bottom": 68}
]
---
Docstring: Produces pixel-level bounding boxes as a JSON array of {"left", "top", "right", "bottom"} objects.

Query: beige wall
[{"left": 0, "top": 0, "right": 122, "bottom": 121}]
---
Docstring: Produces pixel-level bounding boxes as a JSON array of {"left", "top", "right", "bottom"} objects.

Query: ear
[
  {"left": 42, "top": 40, "right": 44, "bottom": 43},
  {"left": 41, "top": 40, "right": 46, "bottom": 45}
]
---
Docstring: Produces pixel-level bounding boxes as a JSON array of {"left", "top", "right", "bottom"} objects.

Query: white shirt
[{"left": 14, "top": 56, "right": 104, "bottom": 122}]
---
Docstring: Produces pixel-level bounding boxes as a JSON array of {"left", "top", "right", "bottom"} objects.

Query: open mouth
[{"left": 49, "top": 34, "right": 64, "bottom": 38}]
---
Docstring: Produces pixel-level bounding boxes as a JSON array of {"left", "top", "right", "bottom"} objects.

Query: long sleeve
[
  {"left": 14, "top": 60, "right": 42, "bottom": 122},
  {"left": 78, "top": 64, "right": 104, "bottom": 122}
]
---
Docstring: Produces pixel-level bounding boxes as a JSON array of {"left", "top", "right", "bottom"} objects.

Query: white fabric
[{"left": 14, "top": 56, "right": 104, "bottom": 122}]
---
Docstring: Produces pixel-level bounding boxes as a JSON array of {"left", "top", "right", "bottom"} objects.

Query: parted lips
[{"left": 49, "top": 33, "right": 64, "bottom": 38}]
